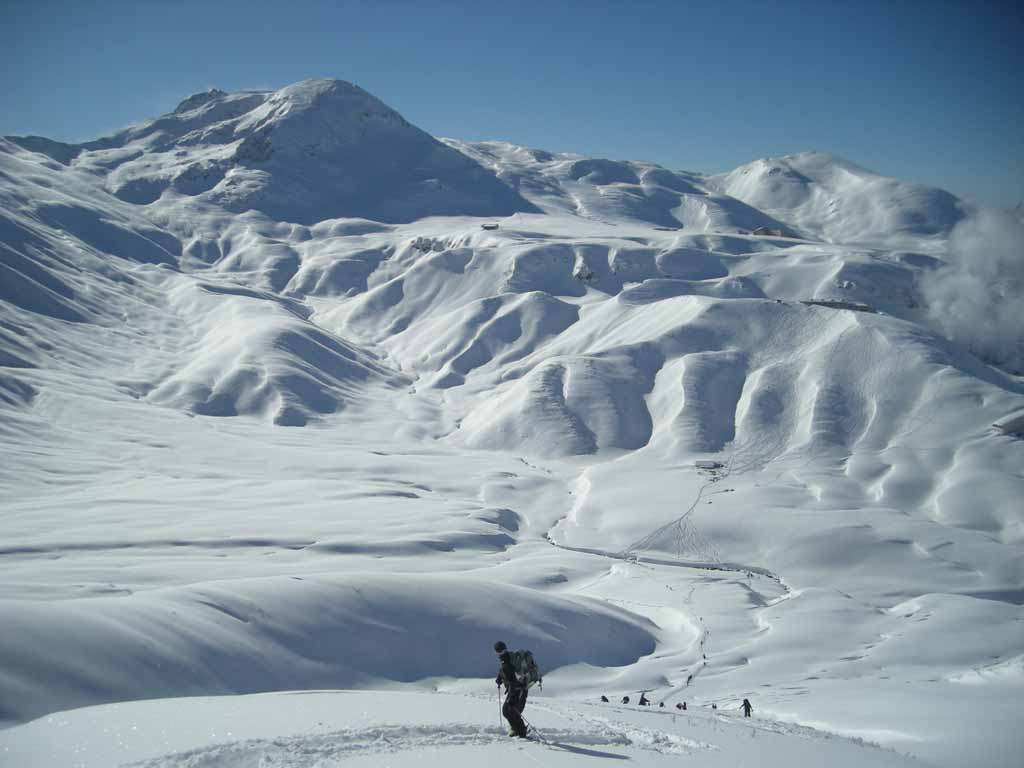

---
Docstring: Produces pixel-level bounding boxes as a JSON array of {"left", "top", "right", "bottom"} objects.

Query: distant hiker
[
  {"left": 659, "top": 702, "right": 665, "bottom": 708},
  {"left": 494, "top": 641, "right": 528, "bottom": 738},
  {"left": 742, "top": 698, "right": 753, "bottom": 718},
  {"left": 686, "top": 674, "right": 693, "bottom": 685},
  {"left": 622, "top": 696, "right": 630, "bottom": 704},
  {"left": 639, "top": 693, "right": 650, "bottom": 706},
  {"left": 676, "top": 702, "right": 683, "bottom": 710},
  {"left": 712, "top": 703, "right": 717, "bottom": 710},
  {"left": 600, "top": 695, "right": 609, "bottom": 703}
]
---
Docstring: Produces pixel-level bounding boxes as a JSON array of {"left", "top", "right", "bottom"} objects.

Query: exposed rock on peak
[{"left": 173, "top": 89, "right": 229, "bottom": 114}]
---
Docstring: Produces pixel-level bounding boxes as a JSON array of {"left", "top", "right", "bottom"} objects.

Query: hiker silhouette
[{"left": 494, "top": 641, "right": 528, "bottom": 738}]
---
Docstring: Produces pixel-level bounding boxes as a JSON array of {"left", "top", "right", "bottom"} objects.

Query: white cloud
[{"left": 921, "top": 208, "right": 1024, "bottom": 373}]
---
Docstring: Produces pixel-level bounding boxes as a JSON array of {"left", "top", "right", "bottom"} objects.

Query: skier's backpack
[{"left": 511, "top": 649, "right": 542, "bottom": 689}]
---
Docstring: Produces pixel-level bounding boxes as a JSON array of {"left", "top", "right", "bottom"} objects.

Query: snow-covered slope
[
  {"left": 0, "top": 690, "right": 923, "bottom": 768},
  {"left": 1, "top": 80, "right": 1022, "bottom": 768},
  {"left": 709, "top": 151, "right": 965, "bottom": 245}
]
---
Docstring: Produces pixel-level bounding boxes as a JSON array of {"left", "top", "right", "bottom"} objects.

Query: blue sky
[{"left": 2, "top": 0, "right": 1021, "bottom": 207}]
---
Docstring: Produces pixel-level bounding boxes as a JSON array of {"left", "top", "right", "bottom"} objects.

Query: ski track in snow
[
  {"left": 128, "top": 721, "right": 709, "bottom": 767},
  {"left": 534, "top": 447, "right": 793, "bottom": 698}
]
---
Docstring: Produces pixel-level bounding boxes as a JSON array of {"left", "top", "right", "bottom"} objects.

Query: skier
[
  {"left": 742, "top": 698, "right": 753, "bottom": 718},
  {"left": 676, "top": 702, "right": 687, "bottom": 710},
  {"left": 621, "top": 695, "right": 630, "bottom": 704},
  {"left": 494, "top": 641, "right": 529, "bottom": 738},
  {"left": 639, "top": 692, "right": 650, "bottom": 706}
]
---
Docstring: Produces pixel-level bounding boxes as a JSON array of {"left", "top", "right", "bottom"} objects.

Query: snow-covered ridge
[{"left": 1, "top": 79, "right": 1022, "bottom": 768}]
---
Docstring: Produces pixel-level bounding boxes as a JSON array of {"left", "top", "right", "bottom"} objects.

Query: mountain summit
[{"left": 28, "top": 78, "right": 539, "bottom": 224}]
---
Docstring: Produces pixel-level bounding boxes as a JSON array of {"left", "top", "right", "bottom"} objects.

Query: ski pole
[{"left": 522, "top": 714, "right": 543, "bottom": 742}]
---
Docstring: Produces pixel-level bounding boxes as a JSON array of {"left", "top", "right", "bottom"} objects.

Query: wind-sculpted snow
[
  {"left": 460, "top": 345, "right": 662, "bottom": 457},
  {"left": 142, "top": 281, "right": 406, "bottom": 425},
  {"left": 1, "top": 80, "right": 1022, "bottom": 767},
  {"left": 545, "top": 301, "right": 1024, "bottom": 547},
  {"left": 0, "top": 573, "right": 656, "bottom": 724},
  {"left": 287, "top": 246, "right": 391, "bottom": 297},
  {"left": 0, "top": 139, "right": 180, "bottom": 324},
  {"left": 388, "top": 292, "right": 581, "bottom": 388}
]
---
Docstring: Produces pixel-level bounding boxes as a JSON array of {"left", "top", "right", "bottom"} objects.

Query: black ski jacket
[{"left": 495, "top": 651, "right": 521, "bottom": 690}]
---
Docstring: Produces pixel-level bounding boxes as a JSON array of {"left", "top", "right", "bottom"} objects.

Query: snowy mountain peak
[
  {"left": 172, "top": 88, "right": 229, "bottom": 114},
  {"left": 229, "top": 78, "right": 424, "bottom": 161},
  {"left": 62, "top": 79, "right": 539, "bottom": 223},
  {"left": 267, "top": 77, "right": 394, "bottom": 112},
  {"left": 235, "top": 78, "right": 413, "bottom": 137},
  {"left": 775, "top": 150, "right": 869, "bottom": 173}
]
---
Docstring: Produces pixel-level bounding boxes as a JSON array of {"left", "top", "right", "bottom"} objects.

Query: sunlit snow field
[{"left": 1, "top": 80, "right": 1022, "bottom": 767}]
